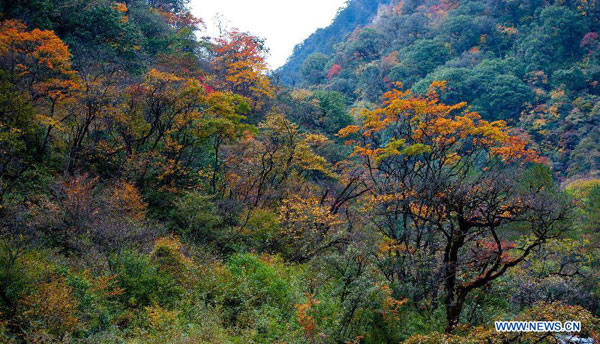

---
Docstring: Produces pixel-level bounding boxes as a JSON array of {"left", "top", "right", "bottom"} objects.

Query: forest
[{"left": 0, "top": 0, "right": 599, "bottom": 343}]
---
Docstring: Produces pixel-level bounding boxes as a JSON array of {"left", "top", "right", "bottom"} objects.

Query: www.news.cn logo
[{"left": 495, "top": 321, "right": 581, "bottom": 333}]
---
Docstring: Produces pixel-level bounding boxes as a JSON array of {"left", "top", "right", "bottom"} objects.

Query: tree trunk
[
  {"left": 444, "top": 227, "right": 466, "bottom": 333},
  {"left": 445, "top": 292, "right": 465, "bottom": 333}
]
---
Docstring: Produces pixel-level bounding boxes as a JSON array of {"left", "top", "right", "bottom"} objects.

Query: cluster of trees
[
  {"left": 276, "top": 0, "right": 391, "bottom": 86},
  {"left": 287, "top": 0, "right": 600, "bottom": 180},
  {"left": 0, "top": 0, "right": 599, "bottom": 343}
]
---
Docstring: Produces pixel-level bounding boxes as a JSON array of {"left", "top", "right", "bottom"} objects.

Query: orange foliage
[
  {"left": 339, "top": 81, "right": 541, "bottom": 165},
  {"left": 213, "top": 30, "right": 274, "bottom": 105},
  {"left": 381, "top": 51, "right": 399, "bottom": 70},
  {"left": 0, "top": 19, "right": 77, "bottom": 99},
  {"left": 296, "top": 293, "right": 320, "bottom": 339},
  {"left": 0, "top": 19, "right": 78, "bottom": 144},
  {"left": 112, "top": 2, "right": 129, "bottom": 22},
  {"left": 110, "top": 180, "right": 147, "bottom": 222},
  {"left": 378, "top": 284, "right": 408, "bottom": 321},
  {"left": 89, "top": 273, "right": 125, "bottom": 298},
  {"left": 393, "top": 0, "right": 405, "bottom": 15},
  {"left": 155, "top": 9, "right": 204, "bottom": 29},
  {"left": 61, "top": 174, "right": 98, "bottom": 225},
  {"left": 22, "top": 276, "right": 80, "bottom": 337}
]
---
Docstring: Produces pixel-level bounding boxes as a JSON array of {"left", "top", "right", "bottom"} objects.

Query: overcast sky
[{"left": 189, "top": 0, "right": 347, "bottom": 69}]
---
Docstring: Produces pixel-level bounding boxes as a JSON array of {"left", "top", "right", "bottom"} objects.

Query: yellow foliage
[
  {"left": 145, "top": 305, "right": 180, "bottom": 332},
  {"left": 22, "top": 276, "right": 80, "bottom": 337},
  {"left": 339, "top": 81, "right": 541, "bottom": 165},
  {"left": 289, "top": 88, "right": 313, "bottom": 101},
  {"left": 110, "top": 180, "right": 147, "bottom": 221},
  {"left": 279, "top": 195, "right": 341, "bottom": 240},
  {"left": 378, "top": 236, "right": 415, "bottom": 256},
  {"left": 152, "top": 236, "right": 192, "bottom": 285},
  {"left": 146, "top": 68, "right": 183, "bottom": 83}
]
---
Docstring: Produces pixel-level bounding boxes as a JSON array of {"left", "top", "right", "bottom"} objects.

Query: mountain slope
[
  {"left": 282, "top": 0, "right": 600, "bottom": 179},
  {"left": 276, "top": 0, "right": 391, "bottom": 85}
]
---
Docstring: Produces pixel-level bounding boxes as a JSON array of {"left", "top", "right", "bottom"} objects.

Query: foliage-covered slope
[
  {"left": 1, "top": 0, "right": 600, "bottom": 343},
  {"left": 276, "top": 0, "right": 391, "bottom": 86},
  {"left": 288, "top": 0, "right": 600, "bottom": 179}
]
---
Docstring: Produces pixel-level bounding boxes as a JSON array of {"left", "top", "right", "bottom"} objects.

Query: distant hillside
[
  {"left": 276, "top": 0, "right": 391, "bottom": 85},
  {"left": 282, "top": 0, "right": 600, "bottom": 179}
]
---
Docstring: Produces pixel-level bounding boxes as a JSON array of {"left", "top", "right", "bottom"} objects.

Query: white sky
[{"left": 189, "top": 0, "right": 348, "bottom": 69}]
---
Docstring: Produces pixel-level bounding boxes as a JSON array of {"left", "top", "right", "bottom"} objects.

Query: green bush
[
  {"left": 110, "top": 250, "right": 183, "bottom": 309},
  {"left": 170, "top": 192, "right": 222, "bottom": 242}
]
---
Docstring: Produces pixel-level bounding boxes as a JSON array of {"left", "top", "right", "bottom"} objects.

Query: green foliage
[
  {"left": 414, "top": 59, "right": 533, "bottom": 121},
  {"left": 552, "top": 66, "right": 587, "bottom": 91},
  {"left": 224, "top": 253, "right": 298, "bottom": 316},
  {"left": 280, "top": 88, "right": 352, "bottom": 136},
  {"left": 0, "top": 72, "right": 37, "bottom": 195},
  {"left": 240, "top": 208, "right": 280, "bottom": 252},
  {"left": 281, "top": 0, "right": 600, "bottom": 177},
  {"left": 2, "top": 0, "right": 600, "bottom": 342},
  {"left": 313, "top": 90, "right": 352, "bottom": 134},
  {"left": 170, "top": 191, "right": 222, "bottom": 241},
  {"left": 344, "top": 28, "right": 386, "bottom": 62},
  {"left": 301, "top": 52, "right": 330, "bottom": 85},
  {"left": 392, "top": 39, "right": 450, "bottom": 83},
  {"left": 110, "top": 250, "right": 183, "bottom": 309},
  {"left": 516, "top": 6, "right": 587, "bottom": 73},
  {"left": 197, "top": 253, "right": 305, "bottom": 341},
  {"left": 584, "top": 185, "right": 600, "bottom": 232},
  {"left": 567, "top": 178, "right": 600, "bottom": 233}
]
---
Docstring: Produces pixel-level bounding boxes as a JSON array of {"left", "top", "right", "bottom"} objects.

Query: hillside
[
  {"left": 284, "top": 0, "right": 600, "bottom": 179},
  {"left": 1, "top": 0, "right": 600, "bottom": 343},
  {"left": 276, "top": 0, "right": 391, "bottom": 85}
]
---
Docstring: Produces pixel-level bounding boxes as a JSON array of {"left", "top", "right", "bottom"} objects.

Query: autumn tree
[
  {"left": 0, "top": 20, "right": 76, "bottom": 103},
  {"left": 339, "top": 81, "right": 570, "bottom": 332},
  {"left": 221, "top": 113, "right": 369, "bottom": 260},
  {"left": 26, "top": 174, "right": 150, "bottom": 256},
  {"left": 0, "top": 20, "right": 78, "bottom": 202},
  {"left": 225, "top": 113, "right": 331, "bottom": 207},
  {"left": 109, "top": 68, "right": 252, "bottom": 199},
  {"left": 62, "top": 67, "right": 124, "bottom": 173},
  {"left": 213, "top": 30, "right": 274, "bottom": 110}
]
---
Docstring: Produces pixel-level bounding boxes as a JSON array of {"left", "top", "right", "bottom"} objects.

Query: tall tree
[
  {"left": 339, "top": 81, "right": 570, "bottom": 332},
  {"left": 213, "top": 30, "right": 274, "bottom": 110}
]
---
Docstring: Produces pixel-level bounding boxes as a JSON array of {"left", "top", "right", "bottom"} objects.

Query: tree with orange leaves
[
  {"left": 339, "top": 81, "right": 570, "bottom": 333},
  {"left": 106, "top": 68, "right": 254, "bottom": 197},
  {"left": 0, "top": 20, "right": 78, "bottom": 201},
  {"left": 213, "top": 30, "right": 274, "bottom": 109},
  {"left": 0, "top": 20, "right": 76, "bottom": 99}
]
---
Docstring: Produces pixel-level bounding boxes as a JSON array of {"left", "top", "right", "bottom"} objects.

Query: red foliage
[
  {"left": 196, "top": 76, "right": 214, "bottom": 94},
  {"left": 203, "top": 84, "right": 214, "bottom": 94},
  {"left": 156, "top": 9, "right": 204, "bottom": 29},
  {"left": 326, "top": 64, "right": 342, "bottom": 79},
  {"left": 581, "top": 32, "right": 599, "bottom": 48},
  {"left": 213, "top": 30, "right": 273, "bottom": 101},
  {"left": 429, "top": 0, "right": 459, "bottom": 13},
  {"left": 474, "top": 240, "right": 517, "bottom": 264}
]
